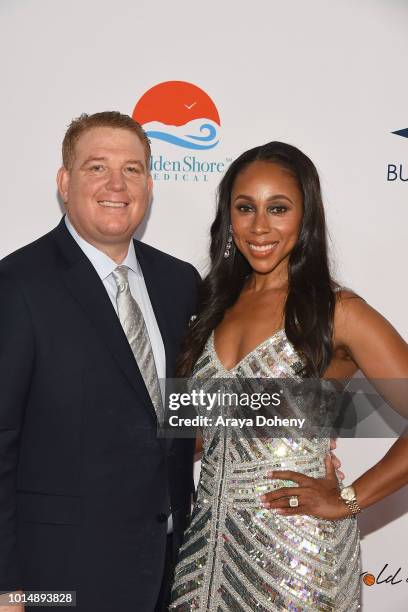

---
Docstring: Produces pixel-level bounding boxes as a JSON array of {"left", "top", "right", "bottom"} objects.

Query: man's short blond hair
[{"left": 62, "top": 111, "right": 151, "bottom": 170}]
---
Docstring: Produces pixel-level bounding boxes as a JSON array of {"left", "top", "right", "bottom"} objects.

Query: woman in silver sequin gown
[{"left": 169, "top": 142, "right": 408, "bottom": 611}]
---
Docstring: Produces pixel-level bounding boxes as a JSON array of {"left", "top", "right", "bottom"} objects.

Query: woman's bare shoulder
[
  {"left": 334, "top": 288, "right": 386, "bottom": 329},
  {"left": 333, "top": 288, "right": 408, "bottom": 377}
]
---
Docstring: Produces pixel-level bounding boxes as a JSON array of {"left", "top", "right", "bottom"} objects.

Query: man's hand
[
  {"left": 0, "top": 591, "right": 25, "bottom": 611},
  {"left": 330, "top": 438, "right": 345, "bottom": 480}
]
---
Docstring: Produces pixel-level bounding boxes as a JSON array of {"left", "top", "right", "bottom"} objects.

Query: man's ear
[
  {"left": 147, "top": 173, "right": 153, "bottom": 204},
  {"left": 56, "top": 166, "right": 70, "bottom": 203},
  {"left": 147, "top": 172, "right": 153, "bottom": 191}
]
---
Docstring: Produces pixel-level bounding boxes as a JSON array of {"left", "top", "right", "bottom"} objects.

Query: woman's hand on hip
[{"left": 261, "top": 454, "right": 351, "bottom": 520}]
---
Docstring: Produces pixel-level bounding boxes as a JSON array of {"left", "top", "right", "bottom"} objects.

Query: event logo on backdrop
[
  {"left": 361, "top": 563, "right": 408, "bottom": 588},
  {"left": 132, "top": 81, "right": 231, "bottom": 182},
  {"left": 387, "top": 127, "right": 408, "bottom": 182}
]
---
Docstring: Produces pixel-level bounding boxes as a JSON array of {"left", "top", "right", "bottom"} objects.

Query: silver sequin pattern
[{"left": 170, "top": 330, "right": 361, "bottom": 611}]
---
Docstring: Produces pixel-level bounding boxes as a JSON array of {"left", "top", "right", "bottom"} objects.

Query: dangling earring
[{"left": 224, "top": 224, "right": 233, "bottom": 259}]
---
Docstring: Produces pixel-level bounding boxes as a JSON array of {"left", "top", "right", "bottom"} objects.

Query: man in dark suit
[{"left": 0, "top": 112, "right": 198, "bottom": 611}]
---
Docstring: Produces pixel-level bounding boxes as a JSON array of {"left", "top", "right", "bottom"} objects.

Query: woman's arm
[{"left": 262, "top": 295, "right": 408, "bottom": 518}]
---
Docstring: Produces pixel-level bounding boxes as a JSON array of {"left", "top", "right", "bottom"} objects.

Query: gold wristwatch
[{"left": 340, "top": 485, "right": 361, "bottom": 515}]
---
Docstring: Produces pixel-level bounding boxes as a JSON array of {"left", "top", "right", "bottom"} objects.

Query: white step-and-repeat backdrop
[{"left": 1, "top": 0, "right": 407, "bottom": 609}]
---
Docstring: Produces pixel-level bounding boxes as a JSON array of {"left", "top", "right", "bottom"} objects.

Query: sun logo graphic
[{"left": 132, "top": 81, "right": 220, "bottom": 150}]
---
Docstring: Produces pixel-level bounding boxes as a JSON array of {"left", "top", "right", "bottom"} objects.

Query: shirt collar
[{"left": 65, "top": 216, "right": 141, "bottom": 281}]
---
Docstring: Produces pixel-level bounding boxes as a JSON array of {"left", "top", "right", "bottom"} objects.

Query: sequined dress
[{"left": 170, "top": 329, "right": 360, "bottom": 611}]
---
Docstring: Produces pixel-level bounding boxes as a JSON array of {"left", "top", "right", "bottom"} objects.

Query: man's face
[{"left": 57, "top": 127, "right": 152, "bottom": 254}]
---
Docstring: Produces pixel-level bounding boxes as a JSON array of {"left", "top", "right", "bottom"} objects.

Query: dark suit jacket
[{"left": 0, "top": 218, "right": 198, "bottom": 611}]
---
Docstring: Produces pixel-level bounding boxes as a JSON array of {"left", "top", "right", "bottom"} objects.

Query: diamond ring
[{"left": 289, "top": 495, "right": 299, "bottom": 508}]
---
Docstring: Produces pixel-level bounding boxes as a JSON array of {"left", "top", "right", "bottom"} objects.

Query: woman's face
[{"left": 230, "top": 160, "right": 303, "bottom": 278}]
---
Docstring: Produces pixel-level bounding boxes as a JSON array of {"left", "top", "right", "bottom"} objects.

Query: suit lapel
[
  {"left": 51, "top": 220, "right": 154, "bottom": 416},
  {"left": 134, "top": 240, "right": 176, "bottom": 379},
  {"left": 134, "top": 240, "right": 176, "bottom": 450}
]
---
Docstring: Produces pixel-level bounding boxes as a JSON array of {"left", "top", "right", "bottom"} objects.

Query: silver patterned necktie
[{"left": 112, "top": 265, "right": 164, "bottom": 424}]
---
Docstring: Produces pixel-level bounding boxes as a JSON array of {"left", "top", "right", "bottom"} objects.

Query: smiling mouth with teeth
[
  {"left": 247, "top": 242, "right": 278, "bottom": 252},
  {"left": 98, "top": 200, "right": 128, "bottom": 208}
]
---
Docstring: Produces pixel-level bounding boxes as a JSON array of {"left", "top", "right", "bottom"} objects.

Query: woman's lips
[{"left": 247, "top": 241, "right": 278, "bottom": 256}]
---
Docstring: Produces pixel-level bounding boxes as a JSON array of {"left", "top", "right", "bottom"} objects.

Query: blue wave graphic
[
  {"left": 146, "top": 122, "right": 219, "bottom": 150},
  {"left": 186, "top": 123, "right": 217, "bottom": 141}
]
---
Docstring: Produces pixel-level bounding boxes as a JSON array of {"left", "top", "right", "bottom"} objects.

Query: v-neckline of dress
[{"left": 210, "top": 328, "right": 286, "bottom": 373}]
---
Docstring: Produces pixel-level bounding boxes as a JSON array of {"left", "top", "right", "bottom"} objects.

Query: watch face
[{"left": 341, "top": 486, "right": 355, "bottom": 501}]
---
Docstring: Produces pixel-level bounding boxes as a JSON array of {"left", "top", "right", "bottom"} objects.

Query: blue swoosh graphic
[
  {"left": 146, "top": 122, "right": 219, "bottom": 149},
  {"left": 186, "top": 123, "right": 217, "bottom": 142}
]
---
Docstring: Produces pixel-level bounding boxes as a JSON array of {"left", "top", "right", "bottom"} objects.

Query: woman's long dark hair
[{"left": 177, "top": 141, "right": 336, "bottom": 378}]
